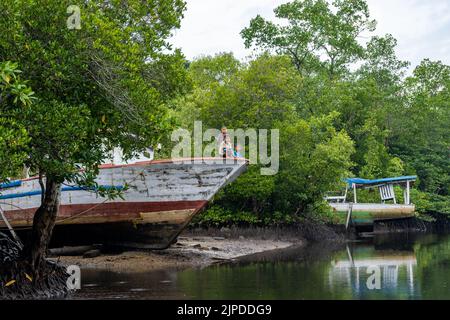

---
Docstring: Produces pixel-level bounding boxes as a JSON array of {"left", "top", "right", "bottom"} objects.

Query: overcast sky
[{"left": 170, "top": 0, "right": 450, "bottom": 73}]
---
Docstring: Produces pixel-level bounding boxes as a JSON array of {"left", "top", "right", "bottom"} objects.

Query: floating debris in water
[
  {"left": 160, "top": 280, "right": 172, "bottom": 284},
  {"left": 83, "top": 283, "right": 99, "bottom": 287},
  {"left": 129, "top": 288, "right": 149, "bottom": 292}
]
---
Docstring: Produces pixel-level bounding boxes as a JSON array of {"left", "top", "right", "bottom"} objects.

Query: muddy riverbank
[
  {"left": 373, "top": 213, "right": 450, "bottom": 234},
  {"left": 54, "top": 236, "right": 299, "bottom": 273},
  {"left": 52, "top": 223, "right": 345, "bottom": 272}
]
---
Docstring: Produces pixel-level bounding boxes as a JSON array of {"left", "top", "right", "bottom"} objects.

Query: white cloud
[
  {"left": 366, "top": 0, "right": 450, "bottom": 71},
  {"left": 171, "top": 0, "right": 290, "bottom": 61},
  {"left": 170, "top": 0, "right": 450, "bottom": 71}
]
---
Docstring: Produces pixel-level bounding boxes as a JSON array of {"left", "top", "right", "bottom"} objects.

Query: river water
[{"left": 72, "top": 233, "right": 450, "bottom": 300}]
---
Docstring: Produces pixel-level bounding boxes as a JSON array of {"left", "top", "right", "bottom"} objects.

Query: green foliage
[
  {"left": 0, "top": 1, "right": 190, "bottom": 262},
  {"left": 0, "top": 62, "right": 32, "bottom": 181},
  {"left": 180, "top": 0, "right": 449, "bottom": 226},
  {"left": 193, "top": 205, "right": 260, "bottom": 227},
  {"left": 174, "top": 53, "right": 355, "bottom": 226},
  {"left": 275, "top": 113, "right": 355, "bottom": 217},
  {"left": 390, "top": 60, "right": 449, "bottom": 196},
  {"left": 411, "top": 190, "right": 450, "bottom": 216},
  {"left": 0, "top": 0, "right": 188, "bottom": 185},
  {"left": 241, "top": 0, "right": 376, "bottom": 77},
  {"left": 173, "top": 53, "right": 299, "bottom": 130},
  {"left": 188, "top": 52, "right": 241, "bottom": 88},
  {"left": 357, "top": 34, "right": 410, "bottom": 88},
  {"left": 359, "top": 117, "right": 395, "bottom": 179},
  {"left": 1, "top": 0, "right": 447, "bottom": 229},
  {"left": 21, "top": 101, "right": 96, "bottom": 180},
  {"left": 224, "top": 166, "right": 275, "bottom": 203}
]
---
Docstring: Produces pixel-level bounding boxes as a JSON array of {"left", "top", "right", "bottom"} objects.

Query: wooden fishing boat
[
  {"left": 0, "top": 155, "right": 247, "bottom": 249},
  {"left": 325, "top": 176, "right": 417, "bottom": 227}
]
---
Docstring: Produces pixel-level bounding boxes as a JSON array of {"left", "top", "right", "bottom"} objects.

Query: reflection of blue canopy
[{"left": 346, "top": 176, "right": 417, "bottom": 188}]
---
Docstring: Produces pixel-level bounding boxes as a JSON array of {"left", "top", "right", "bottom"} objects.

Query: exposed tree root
[{"left": 0, "top": 232, "right": 70, "bottom": 300}]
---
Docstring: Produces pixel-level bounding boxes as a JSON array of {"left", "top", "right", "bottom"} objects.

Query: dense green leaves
[
  {"left": 357, "top": 34, "right": 410, "bottom": 88},
  {"left": 0, "top": 0, "right": 448, "bottom": 230},
  {"left": 241, "top": 0, "right": 376, "bottom": 77},
  {"left": 390, "top": 60, "right": 450, "bottom": 197},
  {"left": 173, "top": 53, "right": 356, "bottom": 224},
  {"left": 186, "top": 0, "right": 449, "bottom": 224},
  {"left": 0, "top": 0, "right": 188, "bottom": 183},
  {"left": 275, "top": 113, "right": 354, "bottom": 218},
  {"left": 174, "top": 54, "right": 299, "bottom": 130},
  {"left": 0, "top": 62, "right": 32, "bottom": 181},
  {"left": 0, "top": 1, "right": 188, "bottom": 265}
]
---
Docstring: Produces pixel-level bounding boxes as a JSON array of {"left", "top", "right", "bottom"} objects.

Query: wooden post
[
  {"left": 0, "top": 207, "right": 23, "bottom": 248},
  {"left": 392, "top": 184, "right": 397, "bottom": 204},
  {"left": 346, "top": 202, "right": 353, "bottom": 230},
  {"left": 343, "top": 186, "right": 348, "bottom": 203},
  {"left": 406, "top": 180, "right": 410, "bottom": 205}
]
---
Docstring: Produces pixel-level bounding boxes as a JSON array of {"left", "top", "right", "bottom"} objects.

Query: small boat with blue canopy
[{"left": 325, "top": 176, "right": 417, "bottom": 227}]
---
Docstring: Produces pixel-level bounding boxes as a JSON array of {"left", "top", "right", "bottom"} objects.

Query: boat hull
[
  {"left": 329, "top": 203, "right": 416, "bottom": 226},
  {"left": 0, "top": 158, "right": 247, "bottom": 249}
]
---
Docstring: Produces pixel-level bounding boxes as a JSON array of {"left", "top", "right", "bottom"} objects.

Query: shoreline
[
  {"left": 51, "top": 216, "right": 450, "bottom": 274},
  {"left": 5, "top": 224, "right": 447, "bottom": 299},
  {"left": 53, "top": 235, "right": 302, "bottom": 273},
  {"left": 52, "top": 222, "right": 347, "bottom": 273}
]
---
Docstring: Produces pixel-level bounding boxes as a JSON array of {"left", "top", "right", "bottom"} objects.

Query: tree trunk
[
  {"left": 252, "top": 197, "right": 261, "bottom": 219},
  {"left": 23, "top": 177, "right": 62, "bottom": 275}
]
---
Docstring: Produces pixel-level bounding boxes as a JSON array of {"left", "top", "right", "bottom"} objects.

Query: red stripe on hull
[{"left": 2, "top": 201, "right": 208, "bottom": 227}]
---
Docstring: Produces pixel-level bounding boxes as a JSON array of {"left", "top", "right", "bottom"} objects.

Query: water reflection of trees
[
  {"left": 175, "top": 235, "right": 450, "bottom": 300},
  {"left": 329, "top": 235, "right": 450, "bottom": 299},
  {"left": 413, "top": 234, "right": 450, "bottom": 299}
]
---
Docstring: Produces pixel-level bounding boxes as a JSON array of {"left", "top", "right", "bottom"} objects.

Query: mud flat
[
  {"left": 52, "top": 236, "right": 298, "bottom": 273},
  {"left": 51, "top": 223, "right": 346, "bottom": 273}
]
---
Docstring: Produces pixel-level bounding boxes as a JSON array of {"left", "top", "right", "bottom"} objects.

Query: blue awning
[
  {"left": 346, "top": 176, "right": 417, "bottom": 188},
  {"left": 0, "top": 185, "right": 124, "bottom": 200},
  {"left": 0, "top": 180, "right": 22, "bottom": 189}
]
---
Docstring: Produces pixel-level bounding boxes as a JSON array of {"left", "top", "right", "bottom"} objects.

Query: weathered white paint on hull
[{"left": 1, "top": 159, "right": 247, "bottom": 212}]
